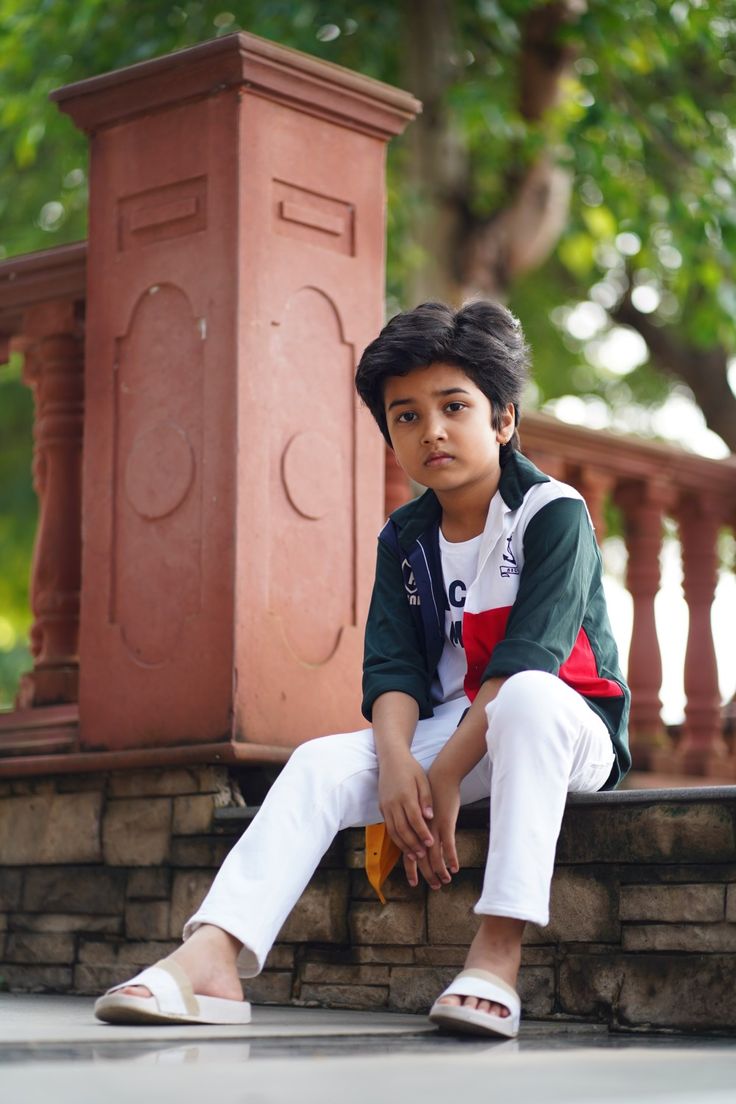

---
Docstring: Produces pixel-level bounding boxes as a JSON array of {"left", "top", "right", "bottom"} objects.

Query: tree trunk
[
  {"left": 614, "top": 295, "right": 736, "bottom": 453},
  {"left": 400, "top": 0, "right": 580, "bottom": 306},
  {"left": 400, "top": 0, "right": 468, "bottom": 305}
]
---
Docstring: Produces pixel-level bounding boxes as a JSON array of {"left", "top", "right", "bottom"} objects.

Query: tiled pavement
[{"left": 2, "top": 994, "right": 735, "bottom": 1104}]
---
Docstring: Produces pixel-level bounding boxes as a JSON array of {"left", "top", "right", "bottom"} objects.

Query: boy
[{"left": 95, "top": 300, "right": 630, "bottom": 1038}]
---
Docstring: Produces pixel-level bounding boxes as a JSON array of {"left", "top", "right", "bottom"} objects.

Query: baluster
[
  {"left": 523, "top": 447, "right": 567, "bottom": 481},
  {"left": 615, "top": 479, "right": 671, "bottom": 768},
  {"left": 15, "top": 300, "right": 84, "bottom": 707},
  {"left": 571, "top": 466, "right": 614, "bottom": 543},
  {"left": 675, "top": 494, "right": 728, "bottom": 774}
]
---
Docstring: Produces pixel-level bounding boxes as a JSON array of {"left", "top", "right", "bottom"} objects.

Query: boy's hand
[
  {"left": 404, "top": 766, "right": 461, "bottom": 890},
  {"left": 378, "top": 753, "right": 435, "bottom": 862}
]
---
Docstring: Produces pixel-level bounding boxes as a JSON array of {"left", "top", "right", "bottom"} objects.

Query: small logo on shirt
[
  {"left": 499, "top": 536, "right": 520, "bottom": 578},
  {"left": 448, "top": 579, "right": 466, "bottom": 646},
  {"left": 402, "top": 559, "right": 421, "bottom": 606}
]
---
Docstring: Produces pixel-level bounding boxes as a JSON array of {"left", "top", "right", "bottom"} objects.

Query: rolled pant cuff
[{"left": 473, "top": 901, "right": 549, "bottom": 927}]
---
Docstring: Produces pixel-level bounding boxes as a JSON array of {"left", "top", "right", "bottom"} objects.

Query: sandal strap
[
  {"left": 106, "top": 959, "right": 198, "bottom": 1016},
  {"left": 438, "top": 968, "right": 521, "bottom": 1017}
]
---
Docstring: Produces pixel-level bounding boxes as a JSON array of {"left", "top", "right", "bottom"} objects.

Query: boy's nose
[{"left": 422, "top": 419, "right": 448, "bottom": 445}]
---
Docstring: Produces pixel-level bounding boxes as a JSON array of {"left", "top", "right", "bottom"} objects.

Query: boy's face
[{"left": 383, "top": 362, "right": 514, "bottom": 497}]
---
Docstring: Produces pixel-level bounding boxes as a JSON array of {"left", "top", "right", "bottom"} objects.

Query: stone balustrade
[
  {"left": 1, "top": 245, "right": 85, "bottom": 712},
  {"left": 0, "top": 31, "right": 734, "bottom": 784},
  {"left": 524, "top": 415, "right": 735, "bottom": 780},
  {"left": 1, "top": 243, "right": 735, "bottom": 779}
]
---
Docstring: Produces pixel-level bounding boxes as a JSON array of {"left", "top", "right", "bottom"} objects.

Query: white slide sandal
[
  {"left": 428, "top": 967, "right": 521, "bottom": 1038},
  {"left": 94, "top": 958, "right": 252, "bottom": 1026}
]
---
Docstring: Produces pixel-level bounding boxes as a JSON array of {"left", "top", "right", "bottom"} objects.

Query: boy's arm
[
  {"left": 361, "top": 537, "right": 433, "bottom": 722},
  {"left": 403, "top": 677, "right": 504, "bottom": 887},
  {"left": 483, "top": 497, "right": 599, "bottom": 681},
  {"left": 360, "top": 534, "right": 438, "bottom": 858},
  {"left": 372, "top": 690, "right": 436, "bottom": 861}
]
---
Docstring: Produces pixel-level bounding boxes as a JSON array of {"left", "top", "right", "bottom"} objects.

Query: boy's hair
[{"left": 355, "top": 299, "right": 529, "bottom": 453}]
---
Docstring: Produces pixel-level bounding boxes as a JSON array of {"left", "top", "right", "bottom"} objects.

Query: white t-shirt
[{"left": 431, "top": 530, "right": 482, "bottom": 704}]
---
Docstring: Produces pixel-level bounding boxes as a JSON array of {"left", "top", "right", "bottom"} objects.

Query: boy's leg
[
  {"left": 117, "top": 696, "right": 470, "bottom": 1000},
  {"left": 437, "top": 670, "right": 615, "bottom": 1021}
]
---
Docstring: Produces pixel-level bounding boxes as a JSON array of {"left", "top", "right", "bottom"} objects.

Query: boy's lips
[{"left": 425, "top": 451, "right": 454, "bottom": 467}]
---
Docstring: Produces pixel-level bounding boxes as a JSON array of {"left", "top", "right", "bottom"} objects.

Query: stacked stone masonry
[{"left": 0, "top": 768, "right": 735, "bottom": 1034}]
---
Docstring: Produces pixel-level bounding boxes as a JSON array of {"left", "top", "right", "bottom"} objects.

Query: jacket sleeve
[
  {"left": 483, "top": 497, "right": 599, "bottom": 681},
  {"left": 361, "top": 538, "right": 434, "bottom": 722}
]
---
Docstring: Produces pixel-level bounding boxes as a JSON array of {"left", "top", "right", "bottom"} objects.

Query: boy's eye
[{"left": 445, "top": 401, "right": 466, "bottom": 413}]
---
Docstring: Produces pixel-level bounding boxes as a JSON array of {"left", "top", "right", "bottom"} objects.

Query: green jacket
[{"left": 362, "top": 452, "right": 631, "bottom": 789}]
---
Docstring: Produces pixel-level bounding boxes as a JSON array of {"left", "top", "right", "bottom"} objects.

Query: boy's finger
[
  {"left": 417, "top": 783, "right": 434, "bottom": 822},
  {"left": 403, "top": 853, "right": 419, "bottom": 887},
  {"left": 437, "top": 817, "right": 459, "bottom": 873},
  {"left": 392, "top": 809, "right": 427, "bottom": 859},
  {"left": 385, "top": 813, "right": 414, "bottom": 859},
  {"left": 406, "top": 804, "right": 434, "bottom": 849},
  {"left": 440, "top": 829, "right": 460, "bottom": 874},
  {"left": 415, "top": 853, "right": 441, "bottom": 890},
  {"left": 426, "top": 838, "right": 452, "bottom": 885}
]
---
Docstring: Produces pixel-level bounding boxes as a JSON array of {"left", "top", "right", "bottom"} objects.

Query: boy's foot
[
  {"left": 433, "top": 915, "right": 524, "bottom": 1022},
  {"left": 115, "top": 924, "right": 244, "bottom": 1003}
]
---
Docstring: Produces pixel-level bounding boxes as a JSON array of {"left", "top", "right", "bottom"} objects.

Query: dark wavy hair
[{"left": 355, "top": 300, "right": 530, "bottom": 456}]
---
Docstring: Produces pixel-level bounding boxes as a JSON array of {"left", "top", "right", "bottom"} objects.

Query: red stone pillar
[
  {"left": 52, "top": 34, "right": 419, "bottom": 751},
  {"left": 675, "top": 495, "right": 728, "bottom": 774},
  {"left": 15, "top": 300, "right": 83, "bottom": 707},
  {"left": 615, "top": 480, "right": 670, "bottom": 768}
]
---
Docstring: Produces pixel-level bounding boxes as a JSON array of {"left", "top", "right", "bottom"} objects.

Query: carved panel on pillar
[
  {"left": 111, "top": 284, "right": 203, "bottom": 667},
  {"left": 17, "top": 300, "right": 84, "bottom": 707},
  {"left": 269, "top": 287, "right": 355, "bottom": 667}
]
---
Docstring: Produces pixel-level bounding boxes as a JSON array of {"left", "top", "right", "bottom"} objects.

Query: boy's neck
[{"left": 437, "top": 469, "right": 501, "bottom": 542}]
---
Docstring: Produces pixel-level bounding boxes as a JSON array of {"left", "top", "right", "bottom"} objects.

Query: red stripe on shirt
[
  {"left": 559, "top": 627, "right": 623, "bottom": 698},
  {"left": 461, "top": 608, "right": 623, "bottom": 701},
  {"left": 462, "top": 607, "right": 512, "bottom": 701}
]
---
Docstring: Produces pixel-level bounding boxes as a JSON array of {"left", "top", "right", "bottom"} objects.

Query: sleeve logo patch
[
  {"left": 402, "top": 558, "right": 421, "bottom": 605},
  {"left": 500, "top": 536, "right": 520, "bottom": 578}
]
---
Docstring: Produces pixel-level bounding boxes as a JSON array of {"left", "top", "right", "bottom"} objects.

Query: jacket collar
[
  {"left": 389, "top": 450, "right": 549, "bottom": 551},
  {"left": 498, "top": 450, "right": 550, "bottom": 509}
]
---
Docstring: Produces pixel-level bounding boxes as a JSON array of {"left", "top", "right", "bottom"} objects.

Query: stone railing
[
  {"left": 522, "top": 417, "right": 736, "bottom": 780},
  {"left": 0, "top": 244, "right": 86, "bottom": 715},
  {"left": 2, "top": 241, "right": 736, "bottom": 779}
]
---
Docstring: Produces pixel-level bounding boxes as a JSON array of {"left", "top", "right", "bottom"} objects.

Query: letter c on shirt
[{"left": 448, "top": 580, "right": 467, "bottom": 608}]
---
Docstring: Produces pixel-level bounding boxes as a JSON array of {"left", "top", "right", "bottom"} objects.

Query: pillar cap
[{"left": 50, "top": 31, "right": 421, "bottom": 140}]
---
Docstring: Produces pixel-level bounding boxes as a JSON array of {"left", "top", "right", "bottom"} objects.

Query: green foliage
[
  {"left": 557, "top": 0, "right": 736, "bottom": 352},
  {"left": 0, "top": 366, "right": 35, "bottom": 707},
  {"left": 0, "top": 1, "right": 406, "bottom": 258},
  {"left": 1, "top": 1, "right": 735, "bottom": 705}
]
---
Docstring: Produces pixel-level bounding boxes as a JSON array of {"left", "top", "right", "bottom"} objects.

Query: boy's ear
[{"left": 496, "top": 403, "right": 516, "bottom": 443}]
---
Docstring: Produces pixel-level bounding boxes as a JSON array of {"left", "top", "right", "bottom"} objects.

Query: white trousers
[{"left": 183, "top": 671, "right": 615, "bottom": 977}]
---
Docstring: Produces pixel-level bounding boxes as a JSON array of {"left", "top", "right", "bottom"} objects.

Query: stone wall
[{"left": 1, "top": 768, "right": 735, "bottom": 1034}]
